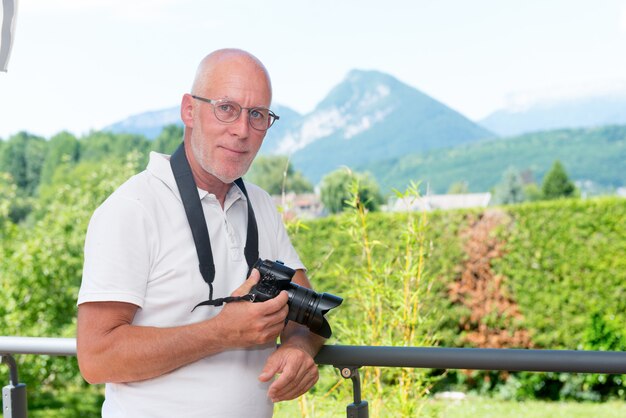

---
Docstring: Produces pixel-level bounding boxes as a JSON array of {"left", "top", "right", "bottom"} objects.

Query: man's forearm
[
  {"left": 78, "top": 315, "right": 230, "bottom": 384},
  {"left": 78, "top": 290, "right": 289, "bottom": 384}
]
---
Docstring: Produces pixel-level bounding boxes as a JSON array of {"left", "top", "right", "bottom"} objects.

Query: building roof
[{"left": 389, "top": 193, "right": 492, "bottom": 212}]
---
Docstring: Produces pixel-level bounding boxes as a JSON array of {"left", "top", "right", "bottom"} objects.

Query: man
[{"left": 76, "top": 49, "right": 324, "bottom": 417}]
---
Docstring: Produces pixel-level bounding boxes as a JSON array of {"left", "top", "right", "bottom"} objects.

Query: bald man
[{"left": 77, "top": 49, "right": 324, "bottom": 417}]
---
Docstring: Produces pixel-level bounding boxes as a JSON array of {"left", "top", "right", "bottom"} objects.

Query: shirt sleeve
[{"left": 77, "top": 193, "right": 158, "bottom": 307}]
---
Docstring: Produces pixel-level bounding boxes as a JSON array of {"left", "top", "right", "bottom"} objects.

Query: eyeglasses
[{"left": 191, "top": 95, "right": 280, "bottom": 131}]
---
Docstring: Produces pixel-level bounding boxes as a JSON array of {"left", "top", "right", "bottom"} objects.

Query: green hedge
[
  {"left": 291, "top": 197, "right": 626, "bottom": 401},
  {"left": 293, "top": 197, "right": 626, "bottom": 350},
  {"left": 493, "top": 197, "right": 626, "bottom": 349}
]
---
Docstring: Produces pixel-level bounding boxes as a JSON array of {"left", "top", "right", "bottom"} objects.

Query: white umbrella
[{"left": 1, "top": 0, "right": 18, "bottom": 72}]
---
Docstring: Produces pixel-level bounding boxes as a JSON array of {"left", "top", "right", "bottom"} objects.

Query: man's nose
[{"left": 229, "top": 111, "right": 250, "bottom": 137}]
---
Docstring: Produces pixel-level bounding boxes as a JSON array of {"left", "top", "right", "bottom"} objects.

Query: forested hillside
[
  {"left": 363, "top": 125, "right": 626, "bottom": 194},
  {"left": 3, "top": 122, "right": 625, "bottom": 200}
]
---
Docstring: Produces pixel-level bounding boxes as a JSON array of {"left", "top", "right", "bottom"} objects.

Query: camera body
[
  {"left": 250, "top": 259, "right": 342, "bottom": 338},
  {"left": 249, "top": 259, "right": 295, "bottom": 302}
]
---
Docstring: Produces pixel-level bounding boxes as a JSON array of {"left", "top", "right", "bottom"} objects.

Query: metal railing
[
  {"left": 315, "top": 344, "right": 626, "bottom": 374},
  {"left": 2, "top": 336, "right": 626, "bottom": 418},
  {"left": 0, "top": 337, "right": 76, "bottom": 356}
]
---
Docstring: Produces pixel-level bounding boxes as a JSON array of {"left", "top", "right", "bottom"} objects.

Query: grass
[
  {"left": 275, "top": 396, "right": 626, "bottom": 418},
  {"left": 425, "top": 396, "right": 626, "bottom": 418}
]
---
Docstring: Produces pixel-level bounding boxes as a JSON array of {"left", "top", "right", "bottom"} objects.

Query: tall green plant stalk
[
  {"left": 276, "top": 180, "right": 441, "bottom": 417},
  {"left": 335, "top": 180, "right": 439, "bottom": 417},
  {"left": 344, "top": 178, "right": 385, "bottom": 412},
  {"left": 394, "top": 183, "right": 438, "bottom": 416}
]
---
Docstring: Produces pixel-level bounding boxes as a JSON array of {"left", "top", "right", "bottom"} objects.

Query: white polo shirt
[{"left": 78, "top": 151, "right": 305, "bottom": 418}]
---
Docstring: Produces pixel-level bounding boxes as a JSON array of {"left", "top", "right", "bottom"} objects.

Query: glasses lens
[
  {"left": 248, "top": 108, "right": 273, "bottom": 131},
  {"left": 213, "top": 101, "right": 241, "bottom": 123}
]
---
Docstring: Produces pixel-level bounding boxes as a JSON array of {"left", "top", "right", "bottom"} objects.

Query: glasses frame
[{"left": 190, "top": 95, "right": 280, "bottom": 131}]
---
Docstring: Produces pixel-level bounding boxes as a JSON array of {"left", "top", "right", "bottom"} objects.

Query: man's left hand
[{"left": 258, "top": 344, "right": 319, "bottom": 402}]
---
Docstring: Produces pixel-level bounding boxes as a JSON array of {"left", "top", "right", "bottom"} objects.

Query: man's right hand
[{"left": 215, "top": 269, "right": 289, "bottom": 348}]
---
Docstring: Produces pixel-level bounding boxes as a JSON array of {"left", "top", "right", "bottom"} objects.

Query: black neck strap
[{"left": 170, "top": 143, "right": 259, "bottom": 302}]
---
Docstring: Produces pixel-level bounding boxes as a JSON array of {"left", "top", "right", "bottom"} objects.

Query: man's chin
[
  {"left": 205, "top": 162, "right": 251, "bottom": 185},
  {"left": 213, "top": 171, "right": 246, "bottom": 185}
]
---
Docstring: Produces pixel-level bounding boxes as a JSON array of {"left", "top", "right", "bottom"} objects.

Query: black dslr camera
[{"left": 250, "top": 259, "right": 342, "bottom": 338}]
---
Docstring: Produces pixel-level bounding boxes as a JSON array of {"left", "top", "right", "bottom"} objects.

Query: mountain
[
  {"left": 103, "top": 70, "right": 494, "bottom": 184},
  {"left": 275, "top": 70, "right": 493, "bottom": 183},
  {"left": 363, "top": 125, "right": 626, "bottom": 194},
  {"left": 480, "top": 94, "right": 626, "bottom": 137},
  {"left": 104, "top": 106, "right": 180, "bottom": 139},
  {"left": 255, "top": 104, "right": 302, "bottom": 152}
]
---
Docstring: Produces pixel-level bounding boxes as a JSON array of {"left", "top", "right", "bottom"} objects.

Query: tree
[
  {"left": 448, "top": 181, "right": 468, "bottom": 194},
  {"left": 493, "top": 167, "right": 525, "bottom": 205},
  {"left": 523, "top": 183, "right": 543, "bottom": 202},
  {"left": 320, "top": 168, "right": 384, "bottom": 214},
  {"left": 39, "top": 131, "right": 80, "bottom": 185},
  {"left": 79, "top": 131, "right": 151, "bottom": 165},
  {"left": 152, "top": 124, "right": 184, "bottom": 155},
  {"left": 0, "top": 156, "right": 141, "bottom": 414},
  {"left": 246, "top": 155, "right": 313, "bottom": 195},
  {"left": 541, "top": 160, "right": 577, "bottom": 200},
  {"left": 0, "top": 131, "right": 48, "bottom": 194},
  {"left": 0, "top": 172, "right": 17, "bottom": 236}
]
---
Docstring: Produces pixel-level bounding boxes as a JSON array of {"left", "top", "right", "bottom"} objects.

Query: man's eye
[
  {"left": 218, "top": 103, "right": 237, "bottom": 113},
  {"left": 250, "top": 109, "right": 268, "bottom": 120}
]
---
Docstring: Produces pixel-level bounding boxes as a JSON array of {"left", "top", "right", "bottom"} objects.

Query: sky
[{"left": 1, "top": 0, "right": 626, "bottom": 139}]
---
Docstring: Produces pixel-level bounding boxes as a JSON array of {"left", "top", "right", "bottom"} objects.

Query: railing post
[
  {"left": 336, "top": 365, "right": 368, "bottom": 418},
  {"left": 1, "top": 355, "right": 27, "bottom": 418}
]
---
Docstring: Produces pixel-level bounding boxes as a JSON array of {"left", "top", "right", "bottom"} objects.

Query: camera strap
[
  {"left": 170, "top": 142, "right": 259, "bottom": 307},
  {"left": 191, "top": 293, "right": 255, "bottom": 310}
]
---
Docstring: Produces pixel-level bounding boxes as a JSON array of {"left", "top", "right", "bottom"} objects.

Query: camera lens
[
  {"left": 286, "top": 284, "right": 343, "bottom": 338},
  {"left": 252, "top": 258, "right": 342, "bottom": 338}
]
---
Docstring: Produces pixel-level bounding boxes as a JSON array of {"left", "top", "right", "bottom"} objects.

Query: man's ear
[{"left": 181, "top": 94, "right": 194, "bottom": 128}]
